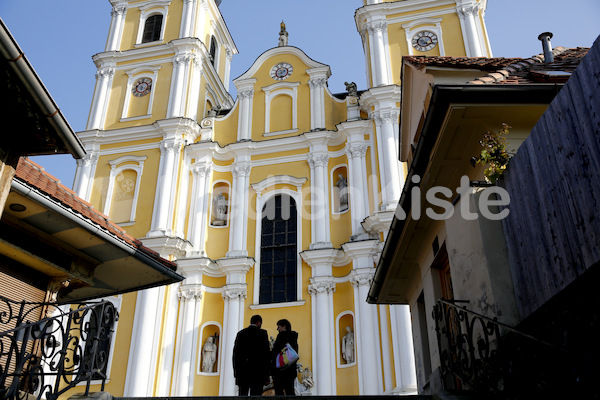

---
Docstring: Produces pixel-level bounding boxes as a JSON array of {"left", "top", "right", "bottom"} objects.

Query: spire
[{"left": 278, "top": 20, "right": 288, "bottom": 47}]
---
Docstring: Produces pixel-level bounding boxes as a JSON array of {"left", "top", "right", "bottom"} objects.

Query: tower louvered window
[
  {"left": 259, "top": 194, "right": 297, "bottom": 304},
  {"left": 209, "top": 36, "right": 217, "bottom": 66},
  {"left": 142, "top": 14, "right": 163, "bottom": 43}
]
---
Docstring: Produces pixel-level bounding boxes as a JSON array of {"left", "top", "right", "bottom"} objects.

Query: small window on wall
[
  {"left": 259, "top": 194, "right": 297, "bottom": 304},
  {"left": 198, "top": 323, "right": 220, "bottom": 375},
  {"left": 142, "top": 14, "right": 163, "bottom": 43},
  {"left": 337, "top": 312, "right": 356, "bottom": 367},
  {"left": 209, "top": 36, "right": 218, "bottom": 67},
  {"left": 210, "top": 182, "right": 230, "bottom": 227},
  {"left": 332, "top": 165, "right": 349, "bottom": 214}
]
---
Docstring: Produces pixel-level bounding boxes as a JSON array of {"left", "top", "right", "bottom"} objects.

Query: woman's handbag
[{"left": 275, "top": 343, "right": 299, "bottom": 369}]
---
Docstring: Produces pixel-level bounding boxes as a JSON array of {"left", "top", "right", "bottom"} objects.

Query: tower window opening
[
  {"left": 142, "top": 14, "right": 163, "bottom": 43},
  {"left": 209, "top": 36, "right": 218, "bottom": 67}
]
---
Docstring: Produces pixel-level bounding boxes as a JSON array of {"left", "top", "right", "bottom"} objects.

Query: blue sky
[{"left": 1, "top": 0, "right": 599, "bottom": 187}]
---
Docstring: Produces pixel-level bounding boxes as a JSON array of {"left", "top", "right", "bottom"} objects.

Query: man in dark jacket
[{"left": 232, "top": 314, "right": 270, "bottom": 395}]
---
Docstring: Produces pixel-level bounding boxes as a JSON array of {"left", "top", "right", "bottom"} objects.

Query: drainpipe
[{"left": 538, "top": 32, "right": 554, "bottom": 63}]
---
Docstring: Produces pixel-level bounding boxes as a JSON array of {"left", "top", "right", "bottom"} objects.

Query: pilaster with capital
[
  {"left": 220, "top": 283, "right": 248, "bottom": 395},
  {"left": 167, "top": 52, "right": 194, "bottom": 118},
  {"left": 148, "top": 137, "right": 184, "bottom": 237},
  {"left": 227, "top": 161, "right": 252, "bottom": 257},
  {"left": 372, "top": 108, "right": 402, "bottom": 210},
  {"left": 188, "top": 162, "right": 212, "bottom": 254},
  {"left": 306, "top": 151, "right": 331, "bottom": 248},
  {"left": 343, "top": 240, "right": 383, "bottom": 394},
  {"left": 456, "top": 1, "right": 485, "bottom": 57},
  {"left": 301, "top": 248, "right": 339, "bottom": 394},
  {"left": 74, "top": 150, "right": 100, "bottom": 201},
  {"left": 87, "top": 65, "right": 115, "bottom": 130},
  {"left": 106, "top": 3, "right": 127, "bottom": 51},
  {"left": 364, "top": 19, "right": 391, "bottom": 86},
  {"left": 307, "top": 67, "right": 330, "bottom": 130},
  {"left": 234, "top": 79, "right": 256, "bottom": 140}
]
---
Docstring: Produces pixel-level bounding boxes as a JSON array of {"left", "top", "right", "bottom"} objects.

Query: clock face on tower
[
  {"left": 132, "top": 77, "right": 152, "bottom": 97},
  {"left": 270, "top": 62, "right": 293, "bottom": 81},
  {"left": 412, "top": 31, "right": 438, "bottom": 52}
]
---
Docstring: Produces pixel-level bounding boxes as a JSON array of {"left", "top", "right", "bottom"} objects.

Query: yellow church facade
[{"left": 72, "top": 0, "right": 490, "bottom": 396}]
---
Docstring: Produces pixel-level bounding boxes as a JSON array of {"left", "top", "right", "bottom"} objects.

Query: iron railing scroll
[{"left": 0, "top": 296, "right": 118, "bottom": 400}]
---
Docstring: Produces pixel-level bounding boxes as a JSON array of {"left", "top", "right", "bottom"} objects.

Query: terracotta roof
[
  {"left": 403, "top": 46, "right": 590, "bottom": 85},
  {"left": 14, "top": 157, "right": 177, "bottom": 271}
]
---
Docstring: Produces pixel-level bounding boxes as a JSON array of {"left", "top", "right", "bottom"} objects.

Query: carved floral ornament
[
  {"left": 238, "top": 89, "right": 255, "bottom": 99},
  {"left": 307, "top": 152, "right": 329, "bottom": 168},
  {"left": 364, "top": 20, "right": 388, "bottom": 35},
  {"left": 233, "top": 162, "right": 252, "bottom": 177},
  {"left": 111, "top": 4, "right": 127, "bottom": 16},
  {"left": 308, "top": 77, "right": 328, "bottom": 89},
  {"left": 160, "top": 138, "right": 184, "bottom": 153},
  {"left": 178, "top": 286, "right": 203, "bottom": 302},
  {"left": 191, "top": 163, "right": 212, "bottom": 177},
  {"left": 222, "top": 287, "right": 247, "bottom": 301},
  {"left": 96, "top": 67, "right": 115, "bottom": 79},
  {"left": 350, "top": 269, "right": 375, "bottom": 287},
  {"left": 457, "top": 3, "right": 480, "bottom": 18},
  {"left": 308, "top": 280, "right": 336, "bottom": 295},
  {"left": 346, "top": 142, "right": 369, "bottom": 159},
  {"left": 372, "top": 110, "right": 400, "bottom": 126}
]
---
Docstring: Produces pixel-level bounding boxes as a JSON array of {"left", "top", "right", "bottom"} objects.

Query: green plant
[{"left": 470, "top": 123, "right": 514, "bottom": 182}]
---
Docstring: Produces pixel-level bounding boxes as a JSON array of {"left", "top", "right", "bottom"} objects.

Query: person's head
[
  {"left": 250, "top": 314, "right": 262, "bottom": 327},
  {"left": 276, "top": 318, "right": 292, "bottom": 332}
]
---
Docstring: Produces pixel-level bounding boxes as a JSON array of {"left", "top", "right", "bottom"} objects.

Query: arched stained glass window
[{"left": 259, "top": 194, "right": 297, "bottom": 304}]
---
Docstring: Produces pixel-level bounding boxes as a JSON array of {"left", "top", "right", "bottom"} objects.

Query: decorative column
[
  {"left": 346, "top": 141, "right": 370, "bottom": 237},
  {"left": 179, "top": 0, "right": 196, "bottom": 38},
  {"left": 343, "top": 240, "right": 383, "bottom": 394},
  {"left": 365, "top": 19, "right": 391, "bottom": 86},
  {"left": 234, "top": 79, "right": 256, "bottom": 141},
  {"left": 87, "top": 65, "right": 114, "bottom": 130},
  {"left": 167, "top": 52, "right": 192, "bottom": 118},
  {"left": 224, "top": 48, "right": 234, "bottom": 92},
  {"left": 171, "top": 285, "right": 203, "bottom": 396},
  {"left": 389, "top": 305, "right": 418, "bottom": 392},
  {"left": 307, "top": 67, "right": 330, "bottom": 131},
  {"left": 456, "top": 1, "right": 485, "bottom": 57},
  {"left": 123, "top": 286, "right": 165, "bottom": 396},
  {"left": 186, "top": 56, "right": 203, "bottom": 120},
  {"left": 301, "top": 249, "right": 339, "bottom": 395},
  {"left": 373, "top": 109, "right": 402, "bottom": 210},
  {"left": 73, "top": 150, "right": 99, "bottom": 201},
  {"left": 106, "top": 3, "right": 127, "bottom": 51},
  {"left": 188, "top": 162, "right": 212, "bottom": 254},
  {"left": 149, "top": 137, "right": 184, "bottom": 237},
  {"left": 219, "top": 286, "right": 246, "bottom": 395},
  {"left": 227, "top": 161, "right": 251, "bottom": 257},
  {"left": 304, "top": 133, "right": 332, "bottom": 249}
]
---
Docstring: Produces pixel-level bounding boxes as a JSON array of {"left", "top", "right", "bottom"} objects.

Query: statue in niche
[
  {"left": 278, "top": 20, "right": 289, "bottom": 47},
  {"left": 336, "top": 174, "right": 349, "bottom": 211},
  {"left": 294, "top": 363, "right": 314, "bottom": 395},
  {"left": 212, "top": 192, "right": 228, "bottom": 226},
  {"left": 207, "top": 105, "right": 221, "bottom": 117},
  {"left": 344, "top": 81, "right": 358, "bottom": 97},
  {"left": 341, "top": 326, "right": 355, "bottom": 364},
  {"left": 201, "top": 335, "right": 218, "bottom": 373}
]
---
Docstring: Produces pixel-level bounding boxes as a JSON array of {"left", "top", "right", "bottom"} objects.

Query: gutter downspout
[{"left": 0, "top": 19, "right": 86, "bottom": 159}]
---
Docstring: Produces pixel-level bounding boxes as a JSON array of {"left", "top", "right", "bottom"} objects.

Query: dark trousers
[
  {"left": 238, "top": 383, "right": 263, "bottom": 396},
  {"left": 273, "top": 376, "right": 295, "bottom": 396}
]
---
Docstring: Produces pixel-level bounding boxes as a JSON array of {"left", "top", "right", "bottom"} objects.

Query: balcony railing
[
  {"left": 0, "top": 296, "right": 118, "bottom": 400},
  {"left": 432, "top": 298, "right": 575, "bottom": 395}
]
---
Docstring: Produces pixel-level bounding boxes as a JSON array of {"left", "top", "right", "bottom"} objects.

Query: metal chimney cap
[{"left": 538, "top": 32, "right": 553, "bottom": 41}]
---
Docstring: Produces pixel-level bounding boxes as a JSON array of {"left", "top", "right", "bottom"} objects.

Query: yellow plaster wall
[{"left": 212, "top": 102, "right": 240, "bottom": 146}]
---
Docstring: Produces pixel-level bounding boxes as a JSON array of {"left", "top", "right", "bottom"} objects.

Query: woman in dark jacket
[{"left": 271, "top": 318, "right": 299, "bottom": 395}]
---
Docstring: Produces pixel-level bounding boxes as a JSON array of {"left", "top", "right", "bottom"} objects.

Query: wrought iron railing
[
  {"left": 0, "top": 296, "right": 118, "bottom": 400},
  {"left": 432, "top": 298, "right": 571, "bottom": 395}
]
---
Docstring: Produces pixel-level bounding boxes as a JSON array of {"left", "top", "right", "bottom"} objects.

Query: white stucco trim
[
  {"left": 121, "top": 66, "right": 161, "bottom": 120},
  {"left": 401, "top": 17, "right": 445, "bottom": 56},
  {"left": 135, "top": 1, "right": 171, "bottom": 45},
  {"left": 197, "top": 321, "right": 223, "bottom": 376},
  {"left": 251, "top": 181, "right": 306, "bottom": 306},
  {"left": 104, "top": 155, "right": 147, "bottom": 223},
  {"left": 262, "top": 81, "right": 300, "bottom": 134},
  {"left": 335, "top": 311, "right": 357, "bottom": 369}
]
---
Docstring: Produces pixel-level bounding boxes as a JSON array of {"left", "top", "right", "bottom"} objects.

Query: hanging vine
[{"left": 471, "top": 123, "right": 514, "bottom": 183}]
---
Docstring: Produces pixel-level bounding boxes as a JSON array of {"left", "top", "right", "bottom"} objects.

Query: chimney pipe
[{"left": 538, "top": 32, "right": 554, "bottom": 63}]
